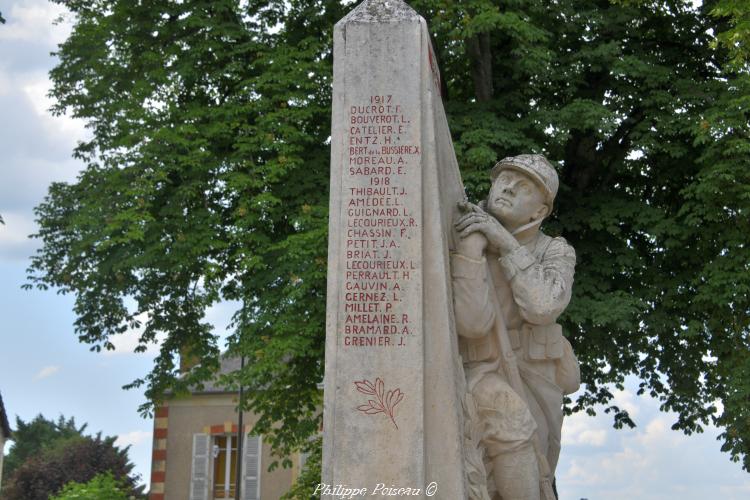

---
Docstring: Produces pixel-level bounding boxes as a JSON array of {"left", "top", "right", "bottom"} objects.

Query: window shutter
[
  {"left": 299, "top": 450, "right": 310, "bottom": 472},
  {"left": 189, "top": 433, "right": 210, "bottom": 500},
  {"left": 241, "top": 434, "right": 261, "bottom": 500}
]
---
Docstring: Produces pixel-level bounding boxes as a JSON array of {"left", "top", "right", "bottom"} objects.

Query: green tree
[
  {"left": 2, "top": 414, "right": 86, "bottom": 478},
  {"left": 281, "top": 437, "right": 322, "bottom": 500},
  {"left": 50, "top": 471, "right": 133, "bottom": 500},
  {"left": 28, "top": 0, "right": 750, "bottom": 487},
  {"left": 711, "top": 0, "right": 750, "bottom": 68},
  {"left": 2, "top": 433, "right": 143, "bottom": 500}
]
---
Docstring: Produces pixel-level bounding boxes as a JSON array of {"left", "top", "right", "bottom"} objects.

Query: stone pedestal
[{"left": 323, "top": 1, "right": 467, "bottom": 497}]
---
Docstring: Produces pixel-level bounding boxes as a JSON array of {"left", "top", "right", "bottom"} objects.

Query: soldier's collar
[{"left": 512, "top": 218, "right": 544, "bottom": 245}]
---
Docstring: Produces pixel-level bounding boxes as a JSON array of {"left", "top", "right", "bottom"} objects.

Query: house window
[
  {"left": 191, "top": 432, "right": 260, "bottom": 500},
  {"left": 212, "top": 435, "right": 237, "bottom": 499}
]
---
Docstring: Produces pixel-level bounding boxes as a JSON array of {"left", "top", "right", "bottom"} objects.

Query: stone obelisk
[{"left": 323, "top": 1, "right": 467, "bottom": 497}]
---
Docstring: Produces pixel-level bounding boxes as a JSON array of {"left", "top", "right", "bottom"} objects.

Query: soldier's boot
[{"left": 492, "top": 443, "right": 540, "bottom": 500}]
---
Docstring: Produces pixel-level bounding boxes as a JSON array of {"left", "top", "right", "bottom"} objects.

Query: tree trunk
[{"left": 467, "top": 32, "right": 493, "bottom": 101}]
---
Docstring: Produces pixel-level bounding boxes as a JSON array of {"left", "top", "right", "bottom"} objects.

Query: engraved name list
[{"left": 341, "top": 94, "right": 421, "bottom": 348}]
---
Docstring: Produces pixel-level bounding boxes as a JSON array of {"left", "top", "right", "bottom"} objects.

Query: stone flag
[{"left": 323, "top": 1, "right": 468, "bottom": 497}]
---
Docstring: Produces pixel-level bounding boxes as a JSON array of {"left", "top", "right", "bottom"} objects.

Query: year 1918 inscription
[{"left": 341, "top": 95, "right": 420, "bottom": 348}]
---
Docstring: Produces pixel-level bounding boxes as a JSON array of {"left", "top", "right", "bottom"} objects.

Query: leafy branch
[{"left": 354, "top": 378, "right": 404, "bottom": 429}]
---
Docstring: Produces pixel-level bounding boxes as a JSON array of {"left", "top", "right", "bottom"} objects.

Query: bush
[
  {"left": 2, "top": 435, "right": 143, "bottom": 500},
  {"left": 50, "top": 472, "right": 131, "bottom": 500}
]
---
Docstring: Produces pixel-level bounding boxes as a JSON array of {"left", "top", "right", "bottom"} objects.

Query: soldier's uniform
[{"left": 451, "top": 155, "right": 579, "bottom": 496}]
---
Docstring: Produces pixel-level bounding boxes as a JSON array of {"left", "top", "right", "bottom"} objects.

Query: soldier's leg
[
  {"left": 472, "top": 373, "right": 540, "bottom": 500},
  {"left": 519, "top": 366, "right": 564, "bottom": 474},
  {"left": 492, "top": 443, "right": 539, "bottom": 500},
  {"left": 521, "top": 381, "right": 548, "bottom": 459}
]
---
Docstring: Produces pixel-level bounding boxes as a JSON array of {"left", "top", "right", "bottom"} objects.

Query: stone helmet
[{"left": 490, "top": 154, "right": 559, "bottom": 207}]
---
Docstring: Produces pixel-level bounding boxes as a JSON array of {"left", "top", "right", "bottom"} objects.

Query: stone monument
[
  {"left": 323, "top": 0, "right": 467, "bottom": 498},
  {"left": 323, "top": 2, "right": 579, "bottom": 499}
]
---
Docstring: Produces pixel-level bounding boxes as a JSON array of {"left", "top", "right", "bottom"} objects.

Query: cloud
[
  {"left": 635, "top": 415, "right": 682, "bottom": 448},
  {"left": 0, "top": 1, "right": 71, "bottom": 47},
  {"left": 0, "top": 71, "right": 87, "bottom": 215},
  {"left": 115, "top": 430, "right": 152, "bottom": 448},
  {"left": 105, "top": 312, "right": 166, "bottom": 357},
  {"left": 206, "top": 300, "right": 241, "bottom": 346},
  {"left": 103, "top": 300, "right": 241, "bottom": 356},
  {"left": 22, "top": 73, "right": 89, "bottom": 142},
  {"left": 0, "top": 1, "right": 88, "bottom": 222},
  {"left": 34, "top": 365, "right": 60, "bottom": 380},
  {"left": 561, "top": 411, "right": 608, "bottom": 447},
  {"left": 0, "top": 70, "right": 85, "bottom": 161},
  {"left": 106, "top": 329, "right": 166, "bottom": 357},
  {"left": 0, "top": 210, "right": 40, "bottom": 261},
  {"left": 558, "top": 381, "right": 750, "bottom": 500},
  {"left": 612, "top": 387, "right": 640, "bottom": 419},
  {"left": 719, "top": 483, "right": 750, "bottom": 497}
]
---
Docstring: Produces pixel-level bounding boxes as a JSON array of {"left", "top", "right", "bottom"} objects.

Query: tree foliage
[
  {"left": 29, "top": 0, "right": 750, "bottom": 483},
  {"left": 50, "top": 471, "right": 134, "bottom": 500},
  {"left": 2, "top": 414, "right": 87, "bottom": 478},
  {"left": 281, "top": 437, "right": 322, "bottom": 500},
  {"left": 2, "top": 432, "right": 143, "bottom": 500},
  {"left": 711, "top": 0, "right": 750, "bottom": 68}
]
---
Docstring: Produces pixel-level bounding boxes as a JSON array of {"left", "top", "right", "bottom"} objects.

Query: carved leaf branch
[
  {"left": 463, "top": 392, "right": 491, "bottom": 500},
  {"left": 355, "top": 378, "right": 404, "bottom": 429}
]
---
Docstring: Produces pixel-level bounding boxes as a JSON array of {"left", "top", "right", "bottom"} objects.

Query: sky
[
  {"left": 0, "top": 0, "right": 748, "bottom": 498},
  {"left": 0, "top": 0, "right": 152, "bottom": 477}
]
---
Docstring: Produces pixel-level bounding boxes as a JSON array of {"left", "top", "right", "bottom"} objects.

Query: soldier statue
[{"left": 452, "top": 154, "right": 580, "bottom": 500}]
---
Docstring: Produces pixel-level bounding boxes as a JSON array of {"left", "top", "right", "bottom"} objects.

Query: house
[
  {"left": 0, "top": 391, "right": 11, "bottom": 492},
  {"left": 148, "top": 356, "right": 305, "bottom": 500}
]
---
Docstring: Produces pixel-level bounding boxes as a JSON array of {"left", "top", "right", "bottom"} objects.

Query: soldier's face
[{"left": 487, "top": 169, "right": 548, "bottom": 230}]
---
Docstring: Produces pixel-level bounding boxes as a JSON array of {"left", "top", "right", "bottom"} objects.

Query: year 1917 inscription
[{"left": 341, "top": 95, "right": 420, "bottom": 348}]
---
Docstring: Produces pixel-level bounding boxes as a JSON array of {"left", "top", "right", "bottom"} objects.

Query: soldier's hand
[
  {"left": 455, "top": 202, "right": 488, "bottom": 258},
  {"left": 455, "top": 201, "right": 519, "bottom": 255}
]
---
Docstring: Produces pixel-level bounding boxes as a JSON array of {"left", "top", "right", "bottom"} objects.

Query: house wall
[{"left": 161, "top": 394, "right": 295, "bottom": 500}]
